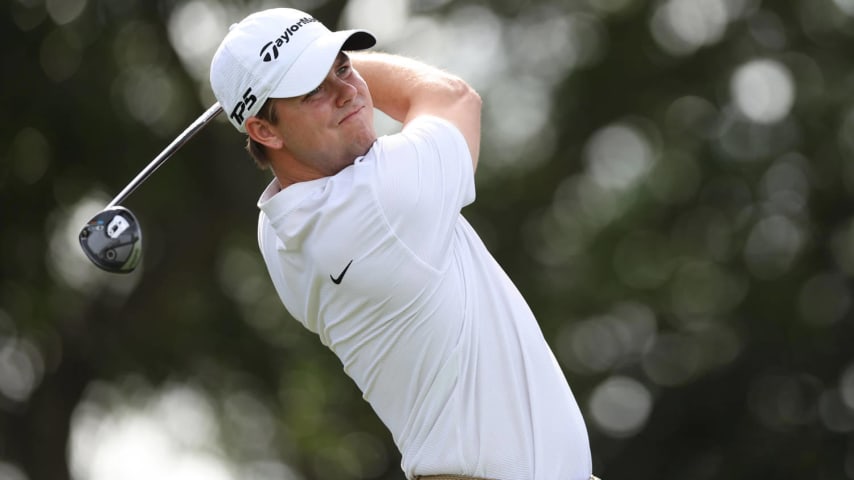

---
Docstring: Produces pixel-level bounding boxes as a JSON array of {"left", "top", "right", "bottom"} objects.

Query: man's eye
[
  {"left": 337, "top": 64, "right": 350, "bottom": 76},
  {"left": 304, "top": 86, "right": 321, "bottom": 98}
]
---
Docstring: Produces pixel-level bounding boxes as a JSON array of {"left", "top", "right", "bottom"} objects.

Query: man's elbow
[
  {"left": 446, "top": 79, "right": 482, "bottom": 170},
  {"left": 449, "top": 77, "right": 482, "bottom": 111},
  {"left": 465, "top": 85, "right": 482, "bottom": 115}
]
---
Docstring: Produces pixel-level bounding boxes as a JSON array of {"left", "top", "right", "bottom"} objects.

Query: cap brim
[{"left": 269, "top": 30, "right": 376, "bottom": 99}]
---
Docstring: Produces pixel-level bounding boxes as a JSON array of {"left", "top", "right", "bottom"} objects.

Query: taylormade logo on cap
[{"left": 259, "top": 16, "right": 318, "bottom": 62}]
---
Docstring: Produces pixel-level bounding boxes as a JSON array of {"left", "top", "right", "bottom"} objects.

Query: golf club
[{"left": 79, "top": 102, "right": 223, "bottom": 273}]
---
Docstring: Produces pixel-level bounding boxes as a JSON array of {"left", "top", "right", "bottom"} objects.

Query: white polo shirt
[{"left": 257, "top": 116, "right": 592, "bottom": 479}]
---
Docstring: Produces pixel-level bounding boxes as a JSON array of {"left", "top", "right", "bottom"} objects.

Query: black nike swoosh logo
[{"left": 330, "top": 260, "right": 353, "bottom": 285}]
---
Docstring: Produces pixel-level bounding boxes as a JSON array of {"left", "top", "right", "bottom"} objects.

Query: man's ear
[{"left": 245, "top": 117, "right": 284, "bottom": 149}]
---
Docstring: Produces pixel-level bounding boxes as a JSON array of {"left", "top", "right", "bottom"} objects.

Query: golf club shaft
[{"left": 106, "top": 102, "right": 224, "bottom": 209}]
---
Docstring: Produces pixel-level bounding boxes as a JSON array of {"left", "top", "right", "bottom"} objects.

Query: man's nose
[{"left": 334, "top": 78, "right": 357, "bottom": 107}]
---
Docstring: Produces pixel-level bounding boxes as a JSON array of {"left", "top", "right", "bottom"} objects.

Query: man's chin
[{"left": 355, "top": 134, "right": 378, "bottom": 157}]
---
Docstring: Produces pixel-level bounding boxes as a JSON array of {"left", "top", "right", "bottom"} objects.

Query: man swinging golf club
[{"left": 210, "top": 8, "right": 597, "bottom": 480}]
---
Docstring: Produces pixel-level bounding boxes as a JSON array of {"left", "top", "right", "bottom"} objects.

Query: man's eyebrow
[{"left": 335, "top": 52, "right": 350, "bottom": 66}]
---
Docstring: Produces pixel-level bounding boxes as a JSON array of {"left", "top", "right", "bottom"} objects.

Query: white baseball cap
[{"left": 210, "top": 8, "right": 376, "bottom": 132}]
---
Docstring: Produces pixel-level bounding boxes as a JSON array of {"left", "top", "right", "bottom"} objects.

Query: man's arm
[{"left": 350, "top": 51, "right": 482, "bottom": 169}]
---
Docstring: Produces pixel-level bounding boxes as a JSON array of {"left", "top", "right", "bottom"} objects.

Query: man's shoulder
[
  {"left": 402, "top": 114, "right": 460, "bottom": 134},
  {"left": 365, "top": 115, "right": 466, "bottom": 160}
]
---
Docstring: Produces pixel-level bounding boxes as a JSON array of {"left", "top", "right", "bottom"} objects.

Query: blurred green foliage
[{"left": 3, "top": 0, "right": 854, "bottom": 479}]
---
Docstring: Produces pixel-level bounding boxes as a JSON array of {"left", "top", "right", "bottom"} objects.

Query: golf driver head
[{"left": 79, "top": 206, "right": 142, "bottom": 273}]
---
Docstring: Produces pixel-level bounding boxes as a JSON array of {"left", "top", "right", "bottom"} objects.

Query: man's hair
[{"left": 246, "top": 98, "right": 279, "bottom": 169}]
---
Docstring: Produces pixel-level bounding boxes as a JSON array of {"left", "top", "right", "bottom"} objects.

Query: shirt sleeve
[{"left": 365, "top": 115, "right": 476, "bottom": 270}]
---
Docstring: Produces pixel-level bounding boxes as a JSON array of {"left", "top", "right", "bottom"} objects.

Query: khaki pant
[{"left": 417, "top": 476, "right": 601, "bottom": 480}]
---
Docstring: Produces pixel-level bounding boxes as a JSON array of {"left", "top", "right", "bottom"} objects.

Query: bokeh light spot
[
  {"left": 167, "top": 1, "right": 228, "bottom": 82},
  {"left": 589, "top": 376, "right": 653, "bottom": 437},
  {"left": 0, "top": 337, "right": 44, "bottom": 403},
  {"left": 650, "top": 0, "right": 726, "bottom": 56},
  {"left": 40, "top": 28, "right": 82, "bottom": 82},
  {"left": 342, "top": 0, "right": 409, "bottom": 43},
  {"left": 585, "top": 122, "right": 655, "bottom": 191},
  {"left": 642, "top": 333, "right": 701, "bottom": 386},
  {"left": 45, "top": 0, "right": 87, "bottom": 25},
  {"left": 8, "top": 127, "right": 51, "bottom": 186},
  {"left": 70, "top": 381, "right": 238, "bottom": 480},
  {"left": 743, "top": 215, "right": 804, "bottom": 279},
  {"left": 731, "top": 59, "right": 794, "bottom": 124},
  {"left": 0, "top": 462, "right": 28, "bottom": 480}
]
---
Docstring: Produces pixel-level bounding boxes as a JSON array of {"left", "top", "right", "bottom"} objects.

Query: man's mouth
[{"left": 339, "top": 106, "right": 363, "bottom": 124}]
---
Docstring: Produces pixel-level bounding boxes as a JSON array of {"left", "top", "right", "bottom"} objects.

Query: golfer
[{"left": 210, "top": 8, "right": 596, "bottom": 480}]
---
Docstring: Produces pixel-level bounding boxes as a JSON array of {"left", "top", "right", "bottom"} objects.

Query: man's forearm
[
  {"left": 351, "top": 51, "right": 482, "bottom": 164},
  {"left": 350, "top": 51, "right": 477, "bottom": 124}
]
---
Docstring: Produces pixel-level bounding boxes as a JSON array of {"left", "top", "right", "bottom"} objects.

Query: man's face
[{"left": 271, "top": 52, "right": 376, "bottom": 177}]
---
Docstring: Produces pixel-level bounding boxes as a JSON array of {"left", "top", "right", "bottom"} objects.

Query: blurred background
[{"left": 3, "top": 0, "right": 854, "bottom": 478}]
